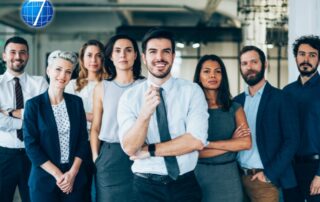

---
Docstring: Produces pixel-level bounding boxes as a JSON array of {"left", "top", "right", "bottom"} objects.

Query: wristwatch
[
  {"left": 148, "top": 144, "right": 156, "bottom": 157},
  {"left": 8, "top": 110, "right": 13, "bottom": 117}
]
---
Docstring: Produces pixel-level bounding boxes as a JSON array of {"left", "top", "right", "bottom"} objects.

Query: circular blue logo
[{"left": 20, "top": 0, "right": 54, "bottom": 28}]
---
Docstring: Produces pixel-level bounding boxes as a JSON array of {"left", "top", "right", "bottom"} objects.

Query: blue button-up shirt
[{"left": 238, "top": 83, "right": 266, "bottom": 169}]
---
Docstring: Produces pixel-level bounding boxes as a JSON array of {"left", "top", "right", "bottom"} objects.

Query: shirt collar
[
  {"left": 4, "top": 70, "right": 27, "bottom": 83},
  {"left": 147, "top": 76, "right": 174, "bottom": 93},
  {"left": 297, "top": 72, "right": 320, "bottom": 87},
  {"left": 244, "top": 82, "right": 266, "bottom": 97}
]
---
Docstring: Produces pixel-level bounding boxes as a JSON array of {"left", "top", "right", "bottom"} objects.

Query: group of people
[{"left": 0, "top": 28, "right": 319, "bottom": 202}]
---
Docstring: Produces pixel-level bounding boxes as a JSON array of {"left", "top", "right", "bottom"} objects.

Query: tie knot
[{"left": 13, "top": 77, "right": 20, "bottom": 82}]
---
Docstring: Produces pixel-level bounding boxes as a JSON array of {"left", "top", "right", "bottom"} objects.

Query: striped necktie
[{"left": 14, "top": 77, "right": 24, "bottom": 141}]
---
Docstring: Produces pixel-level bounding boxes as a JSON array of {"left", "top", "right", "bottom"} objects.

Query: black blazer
[
  {"left": 23, "top": 91, "right": 90, "bottom": 192},
  {"left": 234, "top": 82, "right": 299, "bottom": 189}
]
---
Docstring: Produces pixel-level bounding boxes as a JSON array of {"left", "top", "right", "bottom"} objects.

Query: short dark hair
[
  {"left": 4, "top": 36, "right": 29, "bottom": 52},
  {"left": 193, "top": 54, "right": 232, "bottom": 111},
  {"left": 104, "top": 34, "right": 144, "bottom": 81},
  {"left": 239, "top": 45, "right": 266, "bottom": 69},
  {"left": 141, "top": 27, "right": 175, "bottom": 53},
  {"left": 293, "top": 35, "right": 320, "bottom": 59}
]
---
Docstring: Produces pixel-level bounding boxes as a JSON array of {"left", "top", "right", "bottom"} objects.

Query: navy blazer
[
  {"left": 23, "top": 91, "right": 90, "bottom": 192},
  {"left": 234, "top": 82, "right": 299, "bottom": 189}
]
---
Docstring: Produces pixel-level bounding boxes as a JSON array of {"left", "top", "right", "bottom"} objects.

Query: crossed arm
[{"left": 199, "top": 107, "right": 252, "bottom": 158}]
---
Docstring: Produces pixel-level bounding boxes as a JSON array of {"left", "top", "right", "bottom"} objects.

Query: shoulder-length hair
[
  {"left": 193, "top": 54, "right": 232, "bottom": 111},
  {"left": 75, "top": 39, "right": 108, "bottom": 92},
  {"left": 104, "top": 34, "right": 144, "bottom": 81}
]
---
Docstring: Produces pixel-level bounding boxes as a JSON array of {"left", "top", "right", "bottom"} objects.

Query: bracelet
[{"left": 148, "top": 144, "right": 156, "bottom": 157}]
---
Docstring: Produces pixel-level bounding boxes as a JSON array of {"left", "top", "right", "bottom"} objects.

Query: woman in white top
[
  {"left": 65, "top": 39, "right": 108, "bottom": 131},
  {"left": 65, "top": 39, "right": 107, "bottom": 202},
  {"left": 90, "top": 34, "right": 144, "bottom": 202}
]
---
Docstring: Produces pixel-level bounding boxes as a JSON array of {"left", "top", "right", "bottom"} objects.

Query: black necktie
[
  {"left": 156, "top": 88, "right": 180, "bottom": 180},
  {"left": 14, "top": 77, "right": 24, "bottom": 141}
]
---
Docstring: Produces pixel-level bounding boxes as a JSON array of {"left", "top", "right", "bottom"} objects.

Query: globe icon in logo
[{"left": 20, "top": 0, "right": 54, "bottom": 28}]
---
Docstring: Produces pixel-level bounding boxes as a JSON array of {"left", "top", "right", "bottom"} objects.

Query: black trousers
[
  {"left": 0, "top": 146, "right": 31, "bottom": 202},
  {"left": 283, "top": 160, "right": 320, "bottom": 202},
  {"left": 132, "top": 171, "right": 202, "bottom": 202}
]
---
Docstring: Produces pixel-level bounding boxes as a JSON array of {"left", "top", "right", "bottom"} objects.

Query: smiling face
[
  {"left": 47, "top": 58, "right": 73, "bottom": 90},
  {"left": 142, "top": 38, "right": 175, "bottom": 80},
  {"left": 199, "top": 60, "right": 222, "bottom": 91},
  {"left": 110, "top": 38, "right": 137, "bottom": 72},
  {"left": 82, "top": 45, "right": 103, "bottom": 73},
  {"left": 296, "top": 44, "right": 320, "bottom": 77},
  {"left": 2, "top": 42, "right": 29, "bottom": 75}
]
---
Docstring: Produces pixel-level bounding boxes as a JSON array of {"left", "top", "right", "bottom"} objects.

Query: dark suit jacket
[
  {"left": 234, "top": 82, "right": 299, "bottom": 189},
  {"left": 23, "top": 91, "right": 90, "bottom": 192}
]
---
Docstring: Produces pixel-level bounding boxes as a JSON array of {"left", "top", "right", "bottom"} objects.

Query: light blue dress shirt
[
  {"left": 238, "top": 83, "right": 266, "bottom": 169},
  {"left": 118, "top": 76, "right": 208, "bottom": 175}
]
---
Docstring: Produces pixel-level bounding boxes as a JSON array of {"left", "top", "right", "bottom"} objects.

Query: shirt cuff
[{"left": 21, "top": 109, "right": 24, "bottom": 120}]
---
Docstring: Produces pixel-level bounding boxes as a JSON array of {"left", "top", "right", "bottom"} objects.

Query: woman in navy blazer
[{"left": 23, "top": 50, "right": 90, "bottom": 201}]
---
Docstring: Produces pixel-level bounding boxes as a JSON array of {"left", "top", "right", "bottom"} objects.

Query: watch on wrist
[
  {"left": 148, "top": 144, "right": 156, "bottom": 157},
  {"left": 8, "top": 110, "right": 13, "bottom": 117}
]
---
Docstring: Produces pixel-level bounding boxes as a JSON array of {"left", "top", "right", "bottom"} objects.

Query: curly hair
[
  {"left": 293, "top": 35, "right": 320, "bottom": 59},
  {"left": 75, "top": 39, "right": 108, "bottom": 92}
]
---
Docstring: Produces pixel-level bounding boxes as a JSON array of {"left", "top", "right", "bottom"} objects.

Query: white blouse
[
  {"left": 52, "top": 100, "right": 70, "bottom": 164},
  {"left": 65, "top": 79, "right": 97, "bottom": 130}
]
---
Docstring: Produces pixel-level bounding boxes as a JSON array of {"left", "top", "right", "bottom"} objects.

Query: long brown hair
[{"left": 75, "top": 39, "right": 108, "bottom": 92}]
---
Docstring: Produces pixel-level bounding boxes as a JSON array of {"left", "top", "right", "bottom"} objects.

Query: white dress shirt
[
  {"left": 118, "top": 76, "right": 208, "bottom": 175},
  {"left": 0, "top": 70, "right": 48, "bottom": 148}
]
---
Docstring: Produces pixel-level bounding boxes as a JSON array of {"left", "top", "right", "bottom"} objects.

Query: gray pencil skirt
[
  {"left": 195, "top": 161, "right": 244, "bottom": 202},
  {"left": 95, "top": 142, "right": 133, "bottom": 202}
]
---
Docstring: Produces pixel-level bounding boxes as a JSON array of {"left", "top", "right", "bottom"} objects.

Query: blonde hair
[{"left": 75, "top": 40, "right": 108, "bottom": 92}]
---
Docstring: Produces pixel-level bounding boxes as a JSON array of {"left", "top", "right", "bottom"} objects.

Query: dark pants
[
  {"left": 30, "top": 188, "right": 84, "bottom": 202},
  {"left": 132, "top": 171, "right": 202, "bottom": 202},
  {"left": 0, "top": 146, "right": 31, "bottom": 202},
  {"left": 29, "top": 163, "right": 87, "bottom": 202},
  {"left": 95, "top": 142, "right": 133, "bottom": 202},
  {"left": 283, "top": 160, "right": 320, "bottom": 202}
]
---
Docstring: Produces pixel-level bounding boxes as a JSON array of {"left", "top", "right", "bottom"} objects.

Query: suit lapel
[
  {"left": 256, "top": 82, "right": 272, "bottom": 131},
  {"left": 64, "top": 93, "right": 75, "bottom": 150},
  {"left": 42, "top": 91, "right": 58, "bottom": 135}
]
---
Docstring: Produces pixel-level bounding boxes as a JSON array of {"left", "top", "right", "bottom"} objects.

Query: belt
[
  {"left": 295, "top": 154, "right": 320, "bottom": 163},
  {"left": 0, "top": 146, "right": 25, "bottom": 154},
  {"left": 240, "top": 168, "right": 264, "bottom": 176},
  {"left": 134, "top": 171, "right": 194, "bottom": 184},
  {"left": 198, "top": 159, "right": 235, "bottom": 166}
]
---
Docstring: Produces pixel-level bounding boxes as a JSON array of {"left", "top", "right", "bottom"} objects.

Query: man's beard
[
  {"left": 241, "top": 67, "right": 265, "bottom": 86},
  {"left": 298, "top": 62, "right": 318, "bottom": 77},
  {"left": 147, "top": 61, "right": 172, "bottom": 79}
]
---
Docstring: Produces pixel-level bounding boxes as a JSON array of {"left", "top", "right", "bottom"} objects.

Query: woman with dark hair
[
  {"left": 194, "top": 54, "right": 251, "bottom": 202},
  {"left": 90, "top": 34, "right": 144, "bottom": 202}
]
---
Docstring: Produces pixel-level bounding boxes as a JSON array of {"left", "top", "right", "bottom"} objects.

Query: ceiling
[{"left": 0, "top": 0, "right": 239, "bottom": 35}]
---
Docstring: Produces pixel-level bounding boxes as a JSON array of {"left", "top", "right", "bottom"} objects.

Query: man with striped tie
[{"left": 0, "top": 36, "right": 48, "bottom": 202}]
